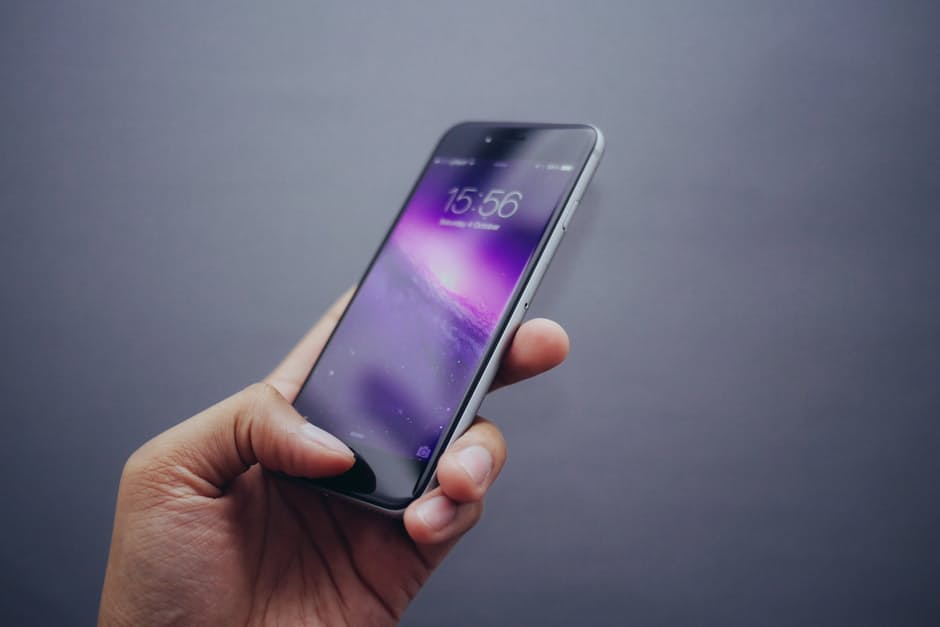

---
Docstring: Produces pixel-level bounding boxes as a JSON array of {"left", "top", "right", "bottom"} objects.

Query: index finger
[{"left": 265, "top": 287, "right": 354, "bottom": 401}]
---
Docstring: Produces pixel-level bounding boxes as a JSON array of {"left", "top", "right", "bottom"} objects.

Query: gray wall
[{"left": 2, "top": 2, "right": 938, "bottom": 625}]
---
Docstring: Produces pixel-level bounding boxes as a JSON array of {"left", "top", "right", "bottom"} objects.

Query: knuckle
[
  {"left": 235, "top": 381, "right": 290, "bottom": 460},
  {"left": 239, "top": 382, "right": 284, "bottom": 427},
  {"left": 121, "top": 446, "right": 150, "bottom": 480},
  {"left": 244, "top": 381, "right": 282, "bottom": 404},
  {"left": 121, "top": 435, "right": 174, "bottom": 481},
  {"left": 120, "top": 443, "right": 177, "bottom": 492}
]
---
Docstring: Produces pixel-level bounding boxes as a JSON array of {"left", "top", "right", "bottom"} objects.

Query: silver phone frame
[{"left": 317, "top": 124, "right": 605, "bottom": 516}]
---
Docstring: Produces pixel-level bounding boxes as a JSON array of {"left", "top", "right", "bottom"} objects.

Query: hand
[{"left": 99, "top": 290, "right": 569, "bottom": 626}]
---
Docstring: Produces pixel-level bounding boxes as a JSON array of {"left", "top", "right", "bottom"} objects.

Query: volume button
[{"left": 562, "top": 199, "right": 579, "bottom": 230}]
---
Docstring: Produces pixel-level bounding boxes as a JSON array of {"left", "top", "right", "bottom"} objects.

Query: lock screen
[{"left": 294, "top": 153, "right": 580, "bottom": 462}]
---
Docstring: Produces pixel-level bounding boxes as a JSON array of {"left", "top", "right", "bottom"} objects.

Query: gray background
[{"left": 1, "top": 2, "right": 938, "bottom": 625}]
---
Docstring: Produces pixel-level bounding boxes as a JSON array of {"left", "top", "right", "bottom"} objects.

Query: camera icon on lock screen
[{"left": 415, "top": 445, "right": 432, "bottom": 460}]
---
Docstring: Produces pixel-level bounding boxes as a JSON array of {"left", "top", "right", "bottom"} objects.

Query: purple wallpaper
[{"left": 294, "top": 159, "right": 574, "bottom": 460}]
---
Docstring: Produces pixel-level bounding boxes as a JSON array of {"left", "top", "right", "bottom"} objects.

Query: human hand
[{"left": 99, "top": 290, "right": 569, "bottom": 626}]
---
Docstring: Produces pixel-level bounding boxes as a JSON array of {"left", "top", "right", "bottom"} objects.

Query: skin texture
[{"left": 99, "top": 290, "right": 569, "bottom": 626}]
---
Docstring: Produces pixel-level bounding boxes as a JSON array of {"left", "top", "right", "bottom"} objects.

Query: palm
[
  {"left": 218, "top": 467, "right": 436, "bottom": 625},
  {"left": 139, "top": 464, "right": 435, "bottom": 625}
]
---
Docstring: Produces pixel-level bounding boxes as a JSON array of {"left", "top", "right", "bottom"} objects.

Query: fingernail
[
  {"left": 299, "top": 422, "right": 354, "bottom": 457},
  {"left": 456, "top": 445, "right": 492, "bottom": 486},
  {"left": 416, "top": 495, "right": 457, "bottom": 531}
]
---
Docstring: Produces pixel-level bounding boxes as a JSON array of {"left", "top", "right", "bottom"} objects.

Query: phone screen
[{"left": 294, "top": 124, "right": 596, "bottom": 504}]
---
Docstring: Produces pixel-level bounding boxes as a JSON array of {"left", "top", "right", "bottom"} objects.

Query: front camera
[{"left": 484, "top": 136, "right": 492, "bottom": 143}]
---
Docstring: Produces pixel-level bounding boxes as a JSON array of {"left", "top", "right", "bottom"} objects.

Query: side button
[{"left": 562, "top": 199, "right": 579, "bottom": 231}]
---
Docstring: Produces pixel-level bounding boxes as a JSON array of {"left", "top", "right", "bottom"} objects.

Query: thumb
[{"left": 129, "top": 383, "right": 354, "bottom": 496}]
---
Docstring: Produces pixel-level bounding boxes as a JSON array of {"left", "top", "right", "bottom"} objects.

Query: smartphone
[{"left": 293, "top": 122, "right": 604, "bottom": 513}]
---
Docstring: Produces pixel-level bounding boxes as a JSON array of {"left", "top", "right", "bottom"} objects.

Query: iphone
[{"left": 293, "top": 122, "right": 604, "bottom": 513}]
